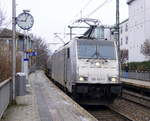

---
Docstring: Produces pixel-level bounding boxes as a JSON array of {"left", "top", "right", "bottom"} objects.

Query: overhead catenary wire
[
  {"left": 82, "top": 0, "right": 94, "bottom": 12},
  {"left": 86, "top": 0, "right": 110, "bottom": 18},
  {"left": 63, "top": 0, "right": 94, "bottom": 39},
  {"left": 64, "top": 0, "right": 113, "bottom": 40},
  {"left": 76, "top": 0, "right": 94, "bottom": 18},
  {"left": 68, "top": 0, "right": 94, "bottom": 25}
]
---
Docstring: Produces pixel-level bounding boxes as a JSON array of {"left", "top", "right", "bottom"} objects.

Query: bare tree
[
  {"left": 141, "top": 39, "right": 150, "bottom": 59},
  {"left": 32, "top": 36, "right": 49, "bottom": 69},
  {"left": 120, "top": 49, "right": 128, "bottom": 63},
  {"left": 0, "top": 8, "right": 9, "bottom": 82},
  {"left": 0, "top": 8, "right": 6, "bottom": 28}
]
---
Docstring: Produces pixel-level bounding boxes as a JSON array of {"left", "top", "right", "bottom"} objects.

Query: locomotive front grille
[{"left": 90, "top": 67, "right": 106, "bottom": 81}]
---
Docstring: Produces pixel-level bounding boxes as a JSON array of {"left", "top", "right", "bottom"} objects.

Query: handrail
[
  {"left": 0, "top": 78, "right": 11, "bottom": 89},
  {"left": 0, "top": 77, "right": 12, "bottom": 119}
]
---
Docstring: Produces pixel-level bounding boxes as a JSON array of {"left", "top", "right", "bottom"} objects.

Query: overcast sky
[{"left": 1, "top": 0, "right": 128, "bottom": 50}]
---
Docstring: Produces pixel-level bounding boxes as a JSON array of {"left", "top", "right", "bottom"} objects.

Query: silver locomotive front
[{"left": 72, "top": 26, "right": 122, "bottom": 104}]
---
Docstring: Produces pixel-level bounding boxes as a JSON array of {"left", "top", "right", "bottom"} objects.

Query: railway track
[
  {"left": 108, "top": 98, "right": 150, "bottom": 121},
  {"left": 107, "top": 87, "right": 150, "bottom": 121},
  {"left": 84, "top": 89, "right": 150, "bottom": 121},
  {"left": 84, "top": 105, "right": 131, "bottom": 121},
  {"left": 84, "top": 98, "right": 150, "bottom": 121},
  {"left": 122, "top": 89, "right": 150, "bottom": 108}
]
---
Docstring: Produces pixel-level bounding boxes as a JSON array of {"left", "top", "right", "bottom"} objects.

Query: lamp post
[{"left": 12, "top": 0, "right": 16, "bottom": 102}]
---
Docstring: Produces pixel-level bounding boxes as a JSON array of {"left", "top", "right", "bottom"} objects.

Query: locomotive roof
[{"left": 77, "top": 39, "right": 114, "bottom": 46}]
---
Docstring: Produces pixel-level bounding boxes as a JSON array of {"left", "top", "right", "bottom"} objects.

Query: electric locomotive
[{"left": 47, "top": 19, "right": 122, "bottom": 105}]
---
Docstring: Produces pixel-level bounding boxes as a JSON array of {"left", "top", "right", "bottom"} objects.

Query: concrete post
[{"left": 12, "top": 0, "right": 16, "bottom": 102}]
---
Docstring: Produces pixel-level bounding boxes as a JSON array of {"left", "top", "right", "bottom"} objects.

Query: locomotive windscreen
[{"left": 77, "top": 40, "right": 116, "bottom": 60}]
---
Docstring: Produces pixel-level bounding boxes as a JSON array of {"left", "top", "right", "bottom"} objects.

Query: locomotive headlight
[
  {"left": 111, "top": 77, "right": 116, "bottom": 82},
  {"left": 79, "top": 77, "right": 84, "bottom": 81},
  {"left": 109, "top": 77, "right": 118, "bottom": 82},
  {"left": 95, "top": 62, "right": 100, "bottom": 67},
  {"left": 79, "top": 76, "right": 88, "bottom": 82}
]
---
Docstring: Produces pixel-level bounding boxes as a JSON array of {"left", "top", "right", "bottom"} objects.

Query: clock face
[{"left": 17, "top": 12, "right": 34, "bottom": 30}]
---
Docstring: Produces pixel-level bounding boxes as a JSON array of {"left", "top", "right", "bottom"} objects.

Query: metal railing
[
  {"left": 0, "top": 73, "right": 27, "bottom": 119},
  {"left": 121, "top": 71, "right": 150, "bottom": 81},
  {"left": 0, "top": 78, "right": 13, "bottom": 119}
]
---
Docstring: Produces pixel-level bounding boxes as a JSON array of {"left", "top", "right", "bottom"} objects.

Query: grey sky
[{"left": 1, "top": 0, "right": 128, "bottom": 47}]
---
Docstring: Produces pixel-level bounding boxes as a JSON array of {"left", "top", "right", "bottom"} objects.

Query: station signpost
[
  {"left": 17, "top": 10, "right": 34, "bottom": 80},
  {"left": 12, "top": 3, "right": 34, "bottom": 101}
]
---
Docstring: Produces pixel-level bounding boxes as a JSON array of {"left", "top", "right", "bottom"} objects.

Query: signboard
[
  {"left": 27, "top": 52, "right": 37, "bottom": 56},
  {"left": 24, "top": 58, "right": 29, "bottom": 61}
]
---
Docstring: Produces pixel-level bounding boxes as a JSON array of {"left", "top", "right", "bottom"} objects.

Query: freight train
[{"left": 47, "top": 19, "right": 122, "bottom": 105}]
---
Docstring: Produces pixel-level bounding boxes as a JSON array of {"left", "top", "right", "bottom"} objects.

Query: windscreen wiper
[
  {"left": 97, "top": 52, "right": 108, "bottom": 62},
  {"left": 78, "top": 36, "right": 95, "bottom": 39}
]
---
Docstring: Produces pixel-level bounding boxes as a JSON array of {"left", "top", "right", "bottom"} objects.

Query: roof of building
[{"left": 0, "top": 28, "right": 24, "bottom": 40}]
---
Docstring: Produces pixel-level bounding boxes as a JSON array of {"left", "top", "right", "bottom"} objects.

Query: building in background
[
  {"left": 0, "top": 28, "right": 34, "bottom": 77},
  {"left": 120, "top": 0, "right": 150, "bottom": 62},
  {"left": 120, "top": 19, "right": 129, "bottom": 63}
]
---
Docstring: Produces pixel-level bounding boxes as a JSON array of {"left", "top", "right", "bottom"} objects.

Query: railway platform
[
  {"left": 0, "top": 70, "right": 97, "bottom": 121},
  {"left": 121, "top": 78, "right": 150, "bottom": 89}
]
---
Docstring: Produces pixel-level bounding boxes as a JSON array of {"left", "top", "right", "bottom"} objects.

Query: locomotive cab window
[
  {"left": 77, "top": 41, "right": 116, "bottom": 60},
  {"left": 67, "top": 48, "right": 70, "bottom": 59},
  {"left": 90, "top": 26, "right": 104, "bottom": 39}
]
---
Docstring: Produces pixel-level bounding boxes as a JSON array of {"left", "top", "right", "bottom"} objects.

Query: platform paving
[
  {"left": 0, "top": 82, "right": 41, "bottom": 121},
  {"left": 121, "top": 78, "right": 150, "bottom": 89},
  {"left": 1, "top": 70, "right": 97, "bottom": 121}
]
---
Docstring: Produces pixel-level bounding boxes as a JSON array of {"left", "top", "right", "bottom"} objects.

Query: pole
[
  {"left": 12, "top": 0, "right": 16, "bottom": 102},
  {"left": 69, "top": 27, "right": 72, "bottom": 40},
  {"left": 26, "top": 31, "right": 29, "bottom": 80},
  {"left": 116, "top": 0, "right": 120, "bottom": 81}
]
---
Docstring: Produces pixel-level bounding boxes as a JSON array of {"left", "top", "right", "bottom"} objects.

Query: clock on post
[{"left": 17, "top": 11, "right": 34, "bottom": 30}]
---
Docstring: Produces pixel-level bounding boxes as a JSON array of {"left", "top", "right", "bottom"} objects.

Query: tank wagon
[{"left": 47, "top": 23, "right": 122, "bottom": 105}]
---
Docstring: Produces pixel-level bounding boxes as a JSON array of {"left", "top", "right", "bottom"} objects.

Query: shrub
[
  {"left": 141, "top": 39, "right": 150, "bottom": 59},
  {"left": 121, "top": 61, "right": 150, "bottom": 72}
]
